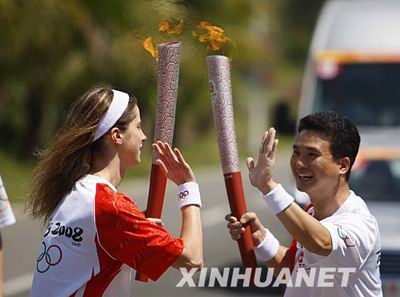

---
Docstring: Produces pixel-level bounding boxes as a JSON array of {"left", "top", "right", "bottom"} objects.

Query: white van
[{"left": 297, "top": 1, "right": 400, "bottom": 295}]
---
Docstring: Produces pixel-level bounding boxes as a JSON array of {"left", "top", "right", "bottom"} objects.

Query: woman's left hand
[{"left": 152, "top": 141, "right": 196, "bottom": 185}]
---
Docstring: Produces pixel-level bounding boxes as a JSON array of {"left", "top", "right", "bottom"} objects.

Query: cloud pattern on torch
[
  {"left": 207, "top": 55, "right": 240, "bottom": 174},
  {"left": 153, "top": 42, "right": 181, "bottom": 164}
]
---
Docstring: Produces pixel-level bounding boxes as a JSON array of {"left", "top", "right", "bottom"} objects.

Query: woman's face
[{"left": 119, "top": 106, "right": 147, "bottom": 167}]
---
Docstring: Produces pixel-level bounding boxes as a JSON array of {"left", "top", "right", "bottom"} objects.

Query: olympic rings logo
[
  {"left": 178, "top": 190, "right": 189, "bottom": 201},
  {"left": 36, "top": 242, "right": 63, "bottom": 273}
]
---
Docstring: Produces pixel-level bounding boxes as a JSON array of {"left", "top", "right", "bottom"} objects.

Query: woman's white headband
[{"left": 93, "top": 89, "right": 129, "bottom": 142}]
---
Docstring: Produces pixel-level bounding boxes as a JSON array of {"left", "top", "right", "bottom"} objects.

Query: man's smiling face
[{"left": 290, "top": 129, "right": 342, "bottom": 200}]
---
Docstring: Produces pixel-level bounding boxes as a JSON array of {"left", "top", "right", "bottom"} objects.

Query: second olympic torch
[
  {"left": 207, "top": 55, "right": 257, "bottom": 269},
  {"left": 136, "top": 41, "right": 181, "bottom": 282}
]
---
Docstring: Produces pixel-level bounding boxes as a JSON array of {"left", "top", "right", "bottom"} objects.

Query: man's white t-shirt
[
  {"left": 0, "top": 175, "right": 16, "bottom": 229},
  {"left": 284, "top": 191, "right": 382, "bottom": 297}
]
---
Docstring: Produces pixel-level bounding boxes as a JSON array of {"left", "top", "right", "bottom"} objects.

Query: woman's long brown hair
[{"left": 26, "top": 87, "right": 137, "bottom": 225}]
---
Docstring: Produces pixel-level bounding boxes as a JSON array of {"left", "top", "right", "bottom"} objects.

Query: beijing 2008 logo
[{"left": 36, "top": 242, "right": 63, "bottom": 273}]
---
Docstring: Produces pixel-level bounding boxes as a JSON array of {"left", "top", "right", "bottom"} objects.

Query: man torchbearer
[{"left": 226, "top": 112, "right": 382, "bottom": 296}]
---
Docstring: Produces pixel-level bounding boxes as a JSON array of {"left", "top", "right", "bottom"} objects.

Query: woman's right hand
[{"left": 152, "top": 141, "right": 196, "bottom": 185}]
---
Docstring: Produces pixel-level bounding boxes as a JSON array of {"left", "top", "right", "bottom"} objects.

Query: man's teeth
[{"left": 298, "top": 174, "right": 313, "bottom": 181}]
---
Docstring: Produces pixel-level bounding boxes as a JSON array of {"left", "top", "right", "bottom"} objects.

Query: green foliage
[
  {"left": 0, "top": 151, "right": 33, "bottom": 203},
  {"left": 276, "top": 0, "right": 324, "bottom": 65},
  {"left": 0, "top": 0, "right": 321, "bottom": 198}
]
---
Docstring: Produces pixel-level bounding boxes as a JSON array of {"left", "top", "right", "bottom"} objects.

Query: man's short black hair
[{"left": 298, "top": 111, "right": 360, "bottom": 179}]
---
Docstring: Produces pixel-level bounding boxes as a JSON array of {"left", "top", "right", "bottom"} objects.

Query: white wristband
[
  {"left": 254, "top": 228, "right": 279, "bottom": 262},
  {"left": 263, "top": 184, "right": 294, "bottom": 215},
  {"left": 177, "top": 182, "right": 202, "bottom": 209}
]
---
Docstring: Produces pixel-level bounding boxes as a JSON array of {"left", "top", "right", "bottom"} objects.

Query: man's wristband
[
  {"left": 254, "top": 228, "right": 279, "bottom": 262},
  {"left": 177, "top": 182, "right": 202, "bottom": 209},
  {"left": 263, "top": 184, "right": 294, "bottom": 215}
]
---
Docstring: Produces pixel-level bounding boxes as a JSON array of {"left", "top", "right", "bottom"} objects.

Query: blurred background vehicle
[
  {"left": 350, "top": 150, "right": 400, "bottom": 296},
  {"left": 294, "top": 0, "right": 400, "bottom": 295}
]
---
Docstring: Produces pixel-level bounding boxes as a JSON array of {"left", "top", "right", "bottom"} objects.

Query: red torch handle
[
  {"left": 135, "top": 163, "right": 167, "bottom": 282},
  {"left": 145, "top": 163, "right": 168, "bottom": 218},
  {"left": 224, "top": 172, "right": 257, "bottom": 268}
]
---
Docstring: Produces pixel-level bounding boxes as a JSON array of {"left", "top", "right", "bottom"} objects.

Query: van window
[
  {"left": 314, "top": 63, "right": 400, "bottom": 127},
  {"left": 350, "top": 159, "right": 400, "bottom": 202}
]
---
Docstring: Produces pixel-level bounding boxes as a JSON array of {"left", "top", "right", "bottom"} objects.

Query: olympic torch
[
  {"left": 136, "top": 41, "right": 181, "bottom": 282},
  {"left": 207, "top": 55, "right": 257, "bottom": 270}
]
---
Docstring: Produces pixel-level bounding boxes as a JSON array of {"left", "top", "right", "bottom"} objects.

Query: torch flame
[
  {"left": 159, "top": 19, "right": 184, "bottom": 35},
  {"left": 143, "top": 19, "right": 229, "bottom": 59},
  {"left": 196, "top": 21, "right": 230, "bottom": 51},
  {"left": 143, "top": 37, "right": 158, "bottom": 60},
  {"left": 143, "top": 19, "right": 185, "bottom": 60}
]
